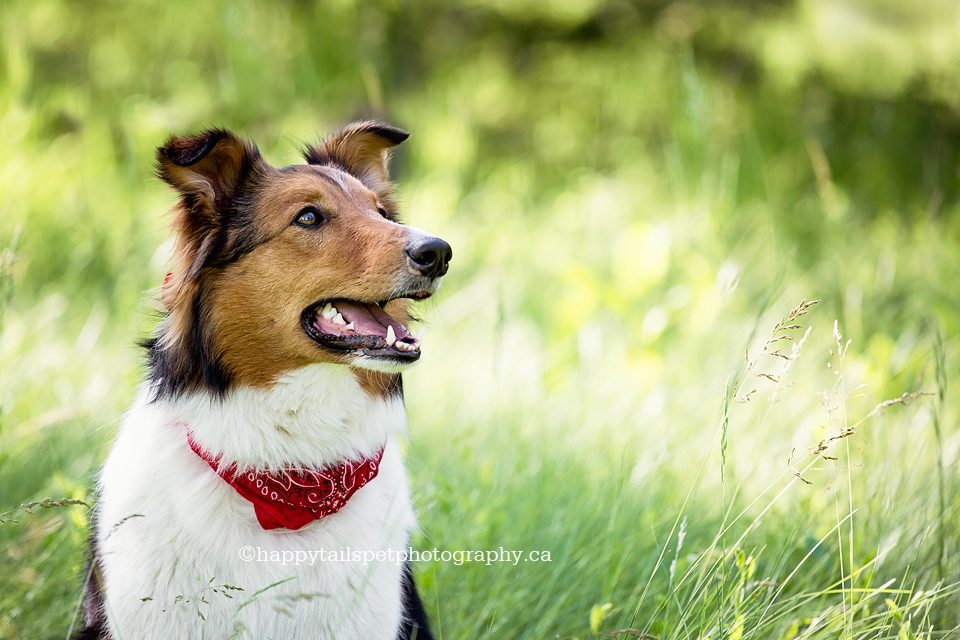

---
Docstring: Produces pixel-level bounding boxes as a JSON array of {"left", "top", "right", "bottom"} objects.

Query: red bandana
[{"left": 186, "top": 430, "right": 384, "bottom": 531}]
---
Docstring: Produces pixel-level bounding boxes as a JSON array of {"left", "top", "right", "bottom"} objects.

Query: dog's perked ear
[
  {"left": 156, "top": 129, "right": 266, "bottom": 279},
  {"left": 304, "top": 121, "right": 409, "bottom": 196},
  {"left": 157, "top": 129, "right": 263, "bottom": 208}
]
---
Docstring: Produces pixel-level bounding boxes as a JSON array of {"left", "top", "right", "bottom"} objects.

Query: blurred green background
[{"left": 1, "top": 0, "right": 959, "bottom": 638}]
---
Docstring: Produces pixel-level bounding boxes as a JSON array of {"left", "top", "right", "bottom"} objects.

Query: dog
[{"left": 79, "top": 121, "right": 449, "bottom": 640}]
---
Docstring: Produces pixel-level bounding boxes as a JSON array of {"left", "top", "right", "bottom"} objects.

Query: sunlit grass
[{"left": 402, "top": 291, "right": 957, "bottom": 639}]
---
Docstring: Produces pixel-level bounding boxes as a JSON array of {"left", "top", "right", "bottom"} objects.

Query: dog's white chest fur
[{"left": 96, "top": 364, "right": 416, "bottom": 640}]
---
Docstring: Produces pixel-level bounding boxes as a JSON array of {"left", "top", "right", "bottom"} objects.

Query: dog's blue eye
[{"left": 295, "top": 207, "right": 323, "bottom": 227}]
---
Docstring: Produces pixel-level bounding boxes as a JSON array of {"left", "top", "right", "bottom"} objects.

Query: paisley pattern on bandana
[{"left": 186, "top": 429, "right": 385, "bottom": 531}]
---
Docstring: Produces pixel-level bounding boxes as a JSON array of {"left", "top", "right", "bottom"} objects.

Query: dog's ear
[
  {"left": 157, "top": 129, "right": 262, "bottom": 211},
  {"left": 304, "top": 121, "right": 409, "bottom": 195},
  {"left": 156, "top": 130, "right": 266, "bottom": 316},
  {"left": 156, "top": 129, "right": 264, "bottom": 280}
]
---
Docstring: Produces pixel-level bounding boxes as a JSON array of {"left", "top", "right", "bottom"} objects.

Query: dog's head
[{"left": 147, "top": 122, "right": 451, "bottom": 399}]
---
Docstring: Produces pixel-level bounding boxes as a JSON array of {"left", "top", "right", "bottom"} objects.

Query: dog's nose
[{"left": 405, "top": 235, "right": 452, "bottom": 279}]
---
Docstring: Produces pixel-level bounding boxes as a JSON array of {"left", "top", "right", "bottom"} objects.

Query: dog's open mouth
[{"left": 302, "top": 299, "right": 424, "bottom": 361}]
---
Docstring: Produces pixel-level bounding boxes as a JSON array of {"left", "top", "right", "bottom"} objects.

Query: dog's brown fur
[{"left": 148, "top": 122, "right": 416, "bottom": 400}]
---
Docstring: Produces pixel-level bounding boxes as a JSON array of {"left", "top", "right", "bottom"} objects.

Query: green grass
[
  {"left": 402, "top": 297, "right": 958, "bottom": 639},
  {"left": 2, "top": 0, "right": 960, "bottom": 638}
]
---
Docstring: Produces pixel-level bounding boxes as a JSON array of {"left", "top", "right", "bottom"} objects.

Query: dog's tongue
[{"left": 313, "top": 300, "right": 413, "bottom": 342}]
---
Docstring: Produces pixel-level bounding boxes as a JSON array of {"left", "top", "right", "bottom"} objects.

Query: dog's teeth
[
  {"left": 386, "top": 325, "right": 396, "bottom": 346},
  {"left": 322, "top": 303, "right": 336, "bottom": 319},
  {"left": 344, "top": 321, "right": 354, "bottom": 331},
  {"left": 414, "top": 326, "right": 426, "bottom": 341},
  {"left": 333, "top": 313, "right": 346, "bottom": 326}
]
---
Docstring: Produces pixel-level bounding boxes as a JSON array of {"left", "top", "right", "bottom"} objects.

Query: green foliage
[{"left": 1, "top": 0, "right": 959, "bottom": 638}]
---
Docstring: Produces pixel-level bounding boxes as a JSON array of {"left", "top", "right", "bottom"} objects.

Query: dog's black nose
[{"left": 405, "top": 235, "right": 452, "bottom": 279}]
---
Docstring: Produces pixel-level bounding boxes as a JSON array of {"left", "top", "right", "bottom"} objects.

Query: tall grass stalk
[
  {"left": 829, "top": 320, "right": 857, "bottom": 635},
  {"left": 931, "top": 322, "right": 948, "bottom": 624}
]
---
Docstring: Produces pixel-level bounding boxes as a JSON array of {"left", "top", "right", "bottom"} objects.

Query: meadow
[{"left": 1, "top": 0, "right": 959, "bottom": 638}]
